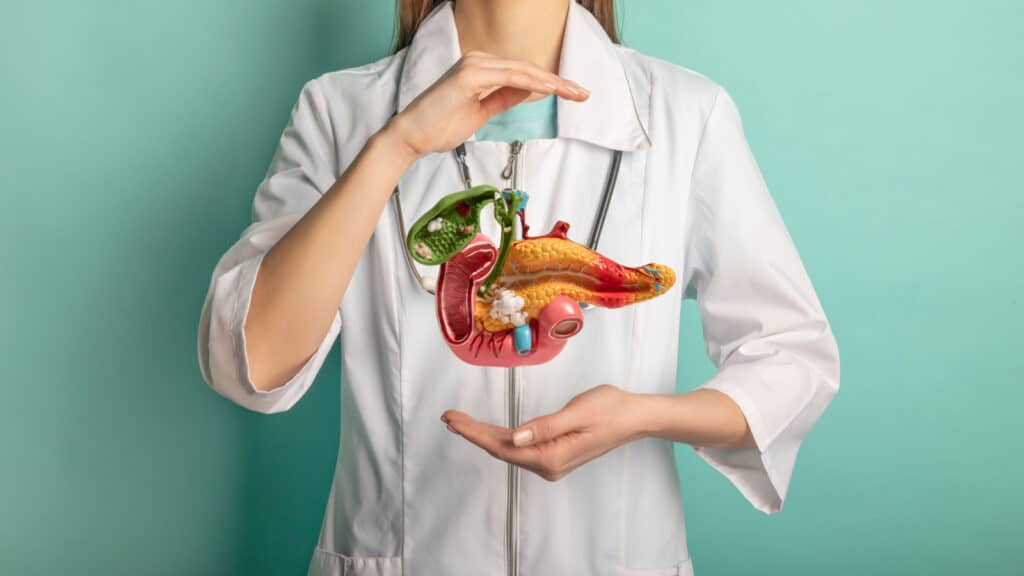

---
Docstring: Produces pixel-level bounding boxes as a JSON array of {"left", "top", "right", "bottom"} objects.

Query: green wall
[{"left": 2, "top": 1, "right": 1019, "bottom": 574}]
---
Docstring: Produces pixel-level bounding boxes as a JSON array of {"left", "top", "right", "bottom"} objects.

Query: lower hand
[{"left": 442, "top": 384, "right": 646, "bottom": 481}]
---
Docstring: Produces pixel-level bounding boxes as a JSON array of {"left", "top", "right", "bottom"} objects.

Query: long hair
[{"left": 393, "top": 0, "right": 618, "bottom": 53}]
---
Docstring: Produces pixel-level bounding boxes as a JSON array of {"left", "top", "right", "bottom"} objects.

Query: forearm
[
  {"left": 631, "top": 388, "right": 757, "bottom": 449},
  {"left": 245, "top": 124, "right": 418, "bottom": 392}
]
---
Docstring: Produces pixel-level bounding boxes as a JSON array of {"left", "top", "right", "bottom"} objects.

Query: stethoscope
[{"left": 390, "top": 141, "right": 624, "bottom": 312}]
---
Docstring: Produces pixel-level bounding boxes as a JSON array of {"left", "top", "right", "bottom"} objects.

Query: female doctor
[{"left": 197, "top": 1, "right": 840, "bottom": 574}]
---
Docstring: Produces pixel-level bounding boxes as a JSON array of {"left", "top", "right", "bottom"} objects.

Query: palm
[{"left": 442, "top": 384, "right": 640, "bottom": 482}]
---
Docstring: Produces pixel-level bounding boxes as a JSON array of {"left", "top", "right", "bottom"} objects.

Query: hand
[
  {"left": 442, "top": 384, "right": 646, "bottom": 481},
  {"left": 384, "top": 50, "right": 590, "bottom": 160}
]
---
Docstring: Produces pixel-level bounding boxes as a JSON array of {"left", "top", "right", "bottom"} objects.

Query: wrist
[
  {"left": 374, "top": 116, "right": 422, "bottom": 168},
  {"left": 622, "top": 390, "right": 664, "bottom": 441}
]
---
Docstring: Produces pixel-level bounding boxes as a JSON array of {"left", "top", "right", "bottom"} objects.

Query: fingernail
[
  {"left": 570, "top": 82, "right": 589, "bottom": 96},
  {"left": 441, "top": 414, "right": 449, "bottom": 424},
  {"left": 512, "top": 429, "right": 533, "bottom": 446},
  {"left": 447, "top": 424, "right": 458, "bottom": 434}
]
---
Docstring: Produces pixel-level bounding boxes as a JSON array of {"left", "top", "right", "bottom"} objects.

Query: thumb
[
  {"left": 479, "top": 86, "right": 532, "bottom": 118},
  {"left": 512, "top": 408, "right": 580, "bottom": 447}
]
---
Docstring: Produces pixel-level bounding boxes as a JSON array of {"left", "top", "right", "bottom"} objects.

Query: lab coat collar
[{"left": 396, "top": 0, "right": 652, "bottom": 151}]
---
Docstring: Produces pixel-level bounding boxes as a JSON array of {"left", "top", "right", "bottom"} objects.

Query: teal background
[{"left": 1, "top": 1, "right": 1020, "bottom": 574}]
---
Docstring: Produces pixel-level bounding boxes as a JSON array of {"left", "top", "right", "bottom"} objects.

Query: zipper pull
[
  {"left": 454, "top": 143, "right": 472, "bottom": 188},
  {"left": 500, "top": 140, "right": 523, "bottom": 184}
]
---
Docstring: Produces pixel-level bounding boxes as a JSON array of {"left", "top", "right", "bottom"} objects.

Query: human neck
[{"left": 454, "top": 0, "right": 571, "bottom": 100}]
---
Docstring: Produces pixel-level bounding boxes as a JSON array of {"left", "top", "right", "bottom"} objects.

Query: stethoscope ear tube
[
  {"left": 586, "top": 147, "right": 623, "bottom": 251},
  {"left": 580, "top": 147, "right": 623, "bottom": 311},
  {"left": 390, "top": 187, "right": 437, "bottom": 294}
]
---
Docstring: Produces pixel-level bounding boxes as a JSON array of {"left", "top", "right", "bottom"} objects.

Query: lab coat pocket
[{"left": 307, "top": 548, "right": 402, "bottom": 576}]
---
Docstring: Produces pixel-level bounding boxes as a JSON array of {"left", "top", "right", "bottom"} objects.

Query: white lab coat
[{"left": 196, "top": 2, "right": 840, "bottom": 574}]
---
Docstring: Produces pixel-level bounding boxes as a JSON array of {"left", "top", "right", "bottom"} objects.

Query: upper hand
[
  {"left": 385, "top": 50, "right": 590, "bottom": 159},
  {"left": 442, "top": 384, "right": 647, "bottom": 482}
]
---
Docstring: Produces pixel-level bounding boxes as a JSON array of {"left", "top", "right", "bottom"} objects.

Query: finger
[
  {"left": 456, "top": 50, "right": 589, "bottom": 101},
  {"left": 445, "top": 413, "right": 545, "bottom": 469},
  {"left": 463, "top": 66, "right": 588, "bottom": 102},
  {"left": 443, "top": 410, "right": 512, "bottom": 437},
  {"left": 479, "top": 86, "right": 533, "bottom": 117},
  {"left": 443, "top": 410, "right": 516, "bottom": 443},
  {"left": 468, "top": 56, "right": 590, "bottom": 99},
  {"left": 511, "top": 407, "right": 584, "bottom": 447}
]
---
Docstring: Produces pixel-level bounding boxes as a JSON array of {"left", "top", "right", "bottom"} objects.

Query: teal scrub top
[{"left": 475, "top": 93, "right": 557, "bottom": 142}]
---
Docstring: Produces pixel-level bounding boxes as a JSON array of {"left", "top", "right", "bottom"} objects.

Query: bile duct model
[{"left": 406, "top": 185, "right": 675, "bottom": 367}]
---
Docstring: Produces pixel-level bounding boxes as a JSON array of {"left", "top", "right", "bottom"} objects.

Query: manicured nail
[
  {"left": 569, "top": 82, "right": 589, "bottom": 96},
  {"left": 512, "top": 429, "right": 533, "bottom": 446}
]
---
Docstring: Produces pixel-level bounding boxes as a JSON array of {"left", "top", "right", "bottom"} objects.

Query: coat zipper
[
  {"left": 458, "top": 138, "right": 525, "bottom": 576},
  {"left": 506, "top": 365, "right": 520, "bottom": 576},
  {"left": 504, "top": 139, "right": 524, "bottom": 576}
]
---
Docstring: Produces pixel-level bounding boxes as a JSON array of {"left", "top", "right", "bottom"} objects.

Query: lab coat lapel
[
  {"left": 395, "top": 1, "right": 462, "bottom": 115},
  {"left": 556, "top": 0, "right": 651, "bottom": 151}
]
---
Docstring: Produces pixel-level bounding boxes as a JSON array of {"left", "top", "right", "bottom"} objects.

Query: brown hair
[{"left": 393, "top": 0, "right": 618, "bottom": 53}]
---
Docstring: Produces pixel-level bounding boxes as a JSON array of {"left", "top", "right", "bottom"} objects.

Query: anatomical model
[{"left": 406, "top": 185, "right": 675, "bottom": 367}]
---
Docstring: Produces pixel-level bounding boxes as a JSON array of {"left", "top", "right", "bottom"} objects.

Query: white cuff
[
  {"left": 693, "top": 359, "right": 837, "bottom": 514},
  {"left": 201, "top": 251, "right": 341, "bottom": 414}
]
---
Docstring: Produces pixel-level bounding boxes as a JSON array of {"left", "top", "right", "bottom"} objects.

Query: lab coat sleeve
[
  {"left": 197, "top": 77, "right": 342, "bottom": 414},
  {"left": 682, "top": 87, "right": 840, "bottom": 514}
]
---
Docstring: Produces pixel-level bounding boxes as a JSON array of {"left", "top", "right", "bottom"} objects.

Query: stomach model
[{"left": 405, "top": 185, "right": 675, "bottom": 367}]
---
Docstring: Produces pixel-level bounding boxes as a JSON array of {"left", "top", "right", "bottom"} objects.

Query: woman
[{"left": 197, "top": 1, "right": 840, "bottom": 574}]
